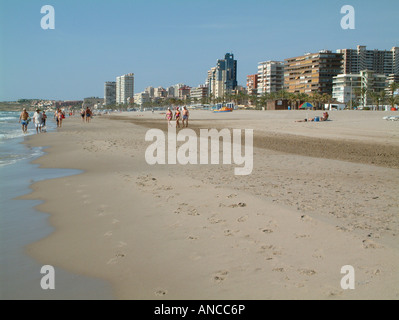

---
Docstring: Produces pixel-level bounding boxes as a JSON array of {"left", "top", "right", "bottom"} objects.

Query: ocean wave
[{"left": 0, "top": 117, "right": 18, "bottom": 121}]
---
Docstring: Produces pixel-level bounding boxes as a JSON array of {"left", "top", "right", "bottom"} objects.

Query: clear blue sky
[{"left": 0, "top": 0, "right": 398, "bottom": 101}]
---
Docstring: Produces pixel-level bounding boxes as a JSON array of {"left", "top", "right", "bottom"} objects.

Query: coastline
[
  {"left": 0, "top": 137, "right": 114, "bottom": 299},
  {"left": 19, "top": 110, "right": 399, "bottom": 299}
]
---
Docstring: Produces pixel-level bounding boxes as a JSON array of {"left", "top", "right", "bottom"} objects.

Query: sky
[{"left": 0, "top": 0, "right": 398, "bottom": 101}]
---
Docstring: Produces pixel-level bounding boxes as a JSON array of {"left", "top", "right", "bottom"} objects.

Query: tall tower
[
  {"left": 207, "top": 53, "right": 237, "bottom": 98},
  {"left": 104, "top": 81, "right": 116, "bottom": 106},
  {"left": 116, "top": 73, "right": 134, "bottom": 105}
]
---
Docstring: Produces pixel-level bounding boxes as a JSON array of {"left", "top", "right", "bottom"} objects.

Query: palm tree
[
  {"left": 249, "top": 93, "right": 259, "bottom": 109},
  {"left": 368, "top": 91, "right": 386, "bottom": 111}
]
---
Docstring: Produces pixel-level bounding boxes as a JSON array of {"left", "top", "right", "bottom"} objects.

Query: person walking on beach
[
  {"left": 175, "top": 107, "right": 181, "bottom": 128},
  {"left": 32, "top": 109, "right": 44, "bottom": 134},
  {"left": 57, "top": 109, "right": 64, "bottom": 128},
  {"left": 19, "top": 108, "right": 30, "bottom": 134},
  {"left": 80, "top": 108, "right": 85, "bottom": 122},
  {"left": 42, "top": 111, "right": 47, "bottom": 132},
  {"left": 54, "top": 109, "right": 60, "bottom": 127},
  {"left": 85, "top": 107, "right": 92, "bottom": 123},
  {"left": 182, "top": 106, "right": 189, "bottom": 128},
  {"left": 166, "top": 108, "right": 173, "bottom": 127}
]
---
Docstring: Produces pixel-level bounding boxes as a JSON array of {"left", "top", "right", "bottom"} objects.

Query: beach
[{"left": 20, "top": 110, "right": 399, "bottom": 299}]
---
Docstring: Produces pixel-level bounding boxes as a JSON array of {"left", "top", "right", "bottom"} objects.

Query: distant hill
[{"left": 0, "top": 101, "right": 32, "bottom": 112}]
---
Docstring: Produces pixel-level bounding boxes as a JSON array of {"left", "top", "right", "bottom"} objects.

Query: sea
[{"left": 0, "top": 111, "right": 114, "bottom": 299}]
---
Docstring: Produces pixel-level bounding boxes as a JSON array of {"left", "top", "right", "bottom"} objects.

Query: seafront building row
[{"left": 104, "top": 45, "right": 398, "bottom": 107}]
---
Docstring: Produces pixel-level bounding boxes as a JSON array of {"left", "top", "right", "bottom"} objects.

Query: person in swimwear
[
  {"left": 182, "top": 106, "right": 189, "bottom": 128},
  {"left": 85, "top": 107, "right": 92, "bottom": 123},
  {"left": 57, "top": 109, "right": 64, "bottom": 128},
  {"left": 19, "top": 108, "right": 30, "bottom": 133},
  {"left": 166, "top": 108, "right": 173, "bottom": 127},
  {"left": 81, "top": 108, "right": 86, "bottom": 122},
  {"left": 175, "top": 107, "right": 181, "bottom": 128}
]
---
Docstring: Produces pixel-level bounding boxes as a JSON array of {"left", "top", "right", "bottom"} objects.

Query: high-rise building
[
  {"left": 145, "top": 86, "right": 155, "bottom": 98},
  {"left": 257, "top": 61, "right": 284, "bottom": 95},
  {"left": 104, "top": 81, "right": 116, "bottom": 106},
  {"left": 337, "top": 46, "right": 399, "bottom": 76},
  {"left": 284, "top": 50, "right": 343, "bottom": 95},
  {"left": 246, "top": 74, "right": 258, "bottom": 95},
  {"left": 116, "top": 73, "right": 134, "bottom": 105},
  {"left": 207, "top": 53, "right": 237, "bottom": 98}
]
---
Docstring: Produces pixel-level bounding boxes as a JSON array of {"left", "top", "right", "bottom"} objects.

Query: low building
[
  {"left": 134, "top": 92, "right": 150, "bottom": 106},
  {"left": 190, "top": 85, "right": 208, "bottom": 102},
  {"left": 332, "top": 70, "right": 387, "bottom": 105}
]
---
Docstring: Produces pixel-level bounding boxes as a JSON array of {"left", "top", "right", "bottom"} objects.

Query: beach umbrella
[{"left": 299, "top": 102, "right": 314, "bottom": 109}]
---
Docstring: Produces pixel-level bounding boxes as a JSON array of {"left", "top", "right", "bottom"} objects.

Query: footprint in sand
[
  {"left": 187, "top": 235, "right": 198, "bottom": 240},
  {"left": 104, "top": 231, "right": 113, "bottom": 237},
  {"left": 155, "top": 288, "right": 168, "bottom": 296},
  {"left": 208, "top": 215, "right": 226, "bottom": 224},
  {"left": 298, "top": 268, "right": 317, "bottom": 276},
  {"left": 107, "top": 252, "right": 126, "bottom": 265},
  {"left": 228, "top": 202, "right": 247, "bottom": 208},
  {"left": 237, "top": 215, "right": 248, "bottom": 223},
  {"left": 362, "top": 239, "right": 382, "bottom": 249},
  {"left": 213, "top": 270, "right": 229, "bottom": 283},
  {"left": 117, "top": 241, "right": 127, "bottom": 248},
  {"left": 260, "top": 228, "right": 273, "bottom": 234}
]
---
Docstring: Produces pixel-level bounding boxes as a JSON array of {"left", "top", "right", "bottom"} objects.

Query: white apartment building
[
  {"left": 134, "top": 92, "right": 150, "bottom": 106},
  {"left": 257, "top": 61, "right": 285, "bottom": 95},
  {"left": 332, "top": 70, "right": 387, "bottom": 105},
  {"left": 116, "top": 73, "right": 134, "bottom": 105}
]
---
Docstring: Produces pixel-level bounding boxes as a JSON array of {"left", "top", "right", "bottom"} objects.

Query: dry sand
[{"left": 22, "top": 110, "right": 399, "bottom": 299}]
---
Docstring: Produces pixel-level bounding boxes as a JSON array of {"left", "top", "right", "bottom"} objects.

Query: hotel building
[
  {"left": 190, "top": 85, "right": 208, "bottom": 102},
  {"left": 332, "top": 70, "right": 387, "bottom": 105},
  {"left": 207, "top": 53, "right": 237, "bottom": 98},
  {"left": 104, "top": 81, "right": 116, "bottom": 106},
  {"left": 257, "top": 61, "right": 284, "bottom": 95},
  {"left": 116, "top": 73, "right": 134, "bottom": 105},
  {"left": 246, "top": 74, "right": 258, "bottom": 95},
  {"left": 337, "top": 46, "right": 399, "bottom": 76},
  {"left": 284, "top": 50, "right": 343, "bottom": 95}
]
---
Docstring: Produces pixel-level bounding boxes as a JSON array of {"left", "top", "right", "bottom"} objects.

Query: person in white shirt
[{"left": 32, "top": 109, "right": 44, "bottom": 134}]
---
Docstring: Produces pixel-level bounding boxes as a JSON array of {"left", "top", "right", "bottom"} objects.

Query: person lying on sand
[{"left": 295, "top": 118, "right": 314, "bottom": 122}]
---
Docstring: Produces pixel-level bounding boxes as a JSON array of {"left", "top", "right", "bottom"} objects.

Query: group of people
[
  {"left": 166, "top": 106, "right": 189, "bottom": 128},
  {"left": 80, "top": 107, "right": 93, "bottom": 123},
  {"left": 19, "top": 108, "right": 48, "bottom": 134},
  {"left": 19, "top": 108, "right": 67, "bottom": 134}
]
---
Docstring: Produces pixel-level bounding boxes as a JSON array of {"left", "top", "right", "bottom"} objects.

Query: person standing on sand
[
  {"left": 32, "top": 109, "right": 43, "bottom": 134},
  {"left": 54, "top": 109, "right": 60, "bottom": 127},
  {"left": 182, "top": 106, "right": 189, "bottom": 128},
  {"left": 85, "top": 107, "right": 92, "bottom": 123},
  {"left": 19, "top": 108, "right": 30, "bottom": 133},
  {"left": 81, "top": 108, "right": 85, "bottom": 122},
  {"left": 57, "top": 109, "right": 64, "bottom": 128},
  {"left": 175, "top": 107, "right": 181, "bottom": 128},
  {"left": 166, "top": 108, "right": 173, "bottom": 127}
]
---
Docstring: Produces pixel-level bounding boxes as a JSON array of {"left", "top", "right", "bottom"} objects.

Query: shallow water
[{"left": 0, "top": 127, "right": 115, "bottom": 299}]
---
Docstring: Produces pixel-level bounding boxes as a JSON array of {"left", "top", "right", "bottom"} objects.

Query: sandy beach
[{"left": 21, "top": 110, "right": 399, "bottom": 300}]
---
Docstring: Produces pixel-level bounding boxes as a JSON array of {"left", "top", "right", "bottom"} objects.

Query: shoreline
[
  {"left": 19, "top": 110, "right": 399, "bottom": 299},
  {"left": 0, "top": 137, "right": 114, "bottom": 299}
]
